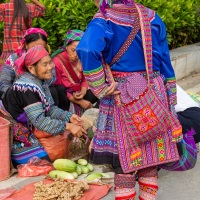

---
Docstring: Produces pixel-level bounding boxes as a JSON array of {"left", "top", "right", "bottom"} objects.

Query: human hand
[
  {"left": 89, "top": 137, "right": 94, "bottom": 153},
  {"left": 70, "top": 114, "right": 83, "bottom": 126},
  {"left": 79, "top": 99, "right": 93, "bottom": 109},
  {"left": 73, "top": 91, "right": 84, "bottom": 100},
  {"left": 66, "top": 123, "right": 87, "bottom": 138},
  {"left": 106, "top": 82, "right": 120, "bottom": 96}
]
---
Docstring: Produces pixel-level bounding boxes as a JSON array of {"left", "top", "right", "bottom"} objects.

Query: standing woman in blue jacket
[{"left": 77, "top": 0, "right": 181, "bottom": 199}]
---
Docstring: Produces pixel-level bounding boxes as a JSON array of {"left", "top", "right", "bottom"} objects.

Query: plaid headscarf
[
  {"left": 15, "top": 45, "right": 49, "bottom": 75},
  {"left": 15, "top": 28, "right": 48, "bottom": 56},
  {"left": 99, "top": 0, "right": 134, "bottom": 13},
  {"left": 51, "top": 29, "right": 84, "bottom": 58}
]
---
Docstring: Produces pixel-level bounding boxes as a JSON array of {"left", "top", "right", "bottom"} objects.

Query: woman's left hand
[
  {"left": 73, "top": 91, "right": 84, "bottom": 100},
  {"left": 89, "top": 137, "right": 94, "bottom": 153},
  {"left": 70, "top": 114, "right": 83, "bottom": 126},
  {"left": 106, "top": 82, "right": 120, "bottom": 96}
]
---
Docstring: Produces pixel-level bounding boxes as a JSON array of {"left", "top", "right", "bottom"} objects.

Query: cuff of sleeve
[
  {"left": 67, "top": 92, "right": 72, "bottom": 99},
  {"left": 60, "top": 122, "right": 66, "bottom": 133},
  {"left": 54, "top": 120, "right": 66, "bottom": 135},
  {"left": 65, "top": 111, "right": 73, "bottom": 123},
  {"left": 166, "top": 78, "right": 177, "bottom": 106},
  {"left": 81, "top": 82, "right": 88, "bottom": 88},
  {"left": 90, "top": 83, "right": 108, "bottom": 99},
  {"left": 98, "top": 86, "right": 108, "bottom": 99}
]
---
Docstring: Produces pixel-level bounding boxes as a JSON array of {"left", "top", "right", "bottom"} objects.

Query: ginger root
[{"left": 33, "top": 178, "right": 89, "bottom": 200}]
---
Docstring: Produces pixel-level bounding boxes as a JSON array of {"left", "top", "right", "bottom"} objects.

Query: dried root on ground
[{"left": 33, "top": 178, "right": 89, "bottom": 200}]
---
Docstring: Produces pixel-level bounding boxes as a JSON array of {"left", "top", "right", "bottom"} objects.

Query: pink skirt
[{"left": 90, "top": 71, "right": 180, "bottom": 173}]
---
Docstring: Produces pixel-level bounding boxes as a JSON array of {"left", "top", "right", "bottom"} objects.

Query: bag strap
[
  {"left": 110, "top": 11, "right": 140, "bottom": 66},
  {"left": 57, "top": 53, "right": 80, "bottom": 83},
  {"left": 105, "top": 4, "right": 153, "bottom": 86},
  {"left": 135, "top": 4, "right": 153, "bottom": 86}
]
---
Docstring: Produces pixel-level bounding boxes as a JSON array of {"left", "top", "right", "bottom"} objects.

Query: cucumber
[
  {"left": 53, "top": 159, "right": 77, "bottom": 172},
  {"left": 70, "top": 172, "right": 78, "bottom": 179},
  {"left": 78, "top": 164, "right": 89, "bottom": 174},
  {"left": 86, "top": 163, "right": 94, "bottom": 172},
  {"left": 85, "top": 172, "right": 102, "bottom": 182},
  {"left": 76, "top": 165, "right": 82, "bottom": 175},
  {"left": 77, "top": 159, "right": 88, "bottom": 166},
  {"left": 49, "top": 170, "right": 74, "bottom": 180}
]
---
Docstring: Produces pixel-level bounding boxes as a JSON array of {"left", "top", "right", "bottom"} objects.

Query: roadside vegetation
[{"left": 0, "top": 0, "right": 200, "bottom": 52}]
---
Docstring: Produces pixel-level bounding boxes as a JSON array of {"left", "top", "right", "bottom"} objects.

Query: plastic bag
[
  {"left": 17, "top": 156, "right": 54, "bottom": 177},
  {"left": 69, "top": 135, "right": 91, "bottom": 161},
  {"left": 81, "top": 108, "right": 99, "bottom": 130},
  {"left": 33, "top": 129, "right": 73, "bottom": 161}
]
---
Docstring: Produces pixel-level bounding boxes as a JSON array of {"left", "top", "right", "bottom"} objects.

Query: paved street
[
  {"left": 103, "top": 156, "right": 200, "bottom": 200},
  {"left": 178, "top": 72, "right": 200, "bottom": 94},
  {"left": 103, "top": 72, "right": 200, "bottom": 199},
  {"left": 0, "top": 73, "right": 200, "bottom": 199}
]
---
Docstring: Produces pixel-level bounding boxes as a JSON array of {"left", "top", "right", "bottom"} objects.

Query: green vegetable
[
  {"left": 86, "top": 163, "right": 94, "bottom": 172},
  {"left": 77, "top": 158, "right": 88, "bottom": 166},
  {"left": 101, "top": 173, "right": 111, "bottom": 178},
  {"left": 49, "top": 170, "right": 74, "bottom": 180},
  {"left": 53, "top": 159, "right": 77, "bottom": 172},
  {"left": 78, "top": 164, "right": 89, "bottom": 174},
  {"left": 85, "top": 172, "right": 102, "bottom": 182},
  {"left": 76, "top": 165, "right": 82, "bottom": 175},
  {"left": 70, "top": 172, "right": 78, "bottom": 179}
]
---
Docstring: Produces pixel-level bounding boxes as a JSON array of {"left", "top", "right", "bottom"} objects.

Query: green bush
[
  {"left": 0, "top": 0, "right": 200, "bottom": 52},
  {"left": 136, "top": 0, "right": 200, "bottom": 48},
  {"left": 32, "top": 0, "right": 97, "bottom": 51}
]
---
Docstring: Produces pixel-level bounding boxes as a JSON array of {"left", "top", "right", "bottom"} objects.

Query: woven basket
[{"left": 0, "top": 117, "right": 10, "bottom": 181}]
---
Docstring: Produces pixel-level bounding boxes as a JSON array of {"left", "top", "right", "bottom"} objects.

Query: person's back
[
  {"left": 76, "top": 1, "right": 182, "bottom": 199},
  {"left": 77, "top": 4, "right": 176, "bottom": 104}
]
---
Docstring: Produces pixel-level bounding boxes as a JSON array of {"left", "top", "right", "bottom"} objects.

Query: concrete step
[{"left": 177, "top": 72, "right": 200, "bottom": 93}]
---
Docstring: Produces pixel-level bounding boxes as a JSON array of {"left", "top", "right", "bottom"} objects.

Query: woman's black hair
[
  {"left": 23, "top": 32, "right": 49, "bottom": 53},
  {"left": 32, "top": 60, "right": 39, "bottom": 67},
  {"left": 25, "top": 32, "right": 48, "bottom": 45},
  {"left": 25, "top": 60, "right": 39, "bottom": 73},
  {"left": 9, "top": 0, "right": 30, "bottom": 36}
]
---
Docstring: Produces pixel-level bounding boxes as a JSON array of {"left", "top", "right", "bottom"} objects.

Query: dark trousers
[
  {"left": 83, "top": 89, "right": 100, "bottom": 108},
  {"left": 49, "top": 85, "right": 70, "bottom": 111},
  {"left": 49, "top": 85, "right": 100, "bottom": 111},
  {"left": 177, "top": 107, "right": 200, "bottom": 143}
]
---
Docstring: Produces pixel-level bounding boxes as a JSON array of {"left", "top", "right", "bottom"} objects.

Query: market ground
[
  {"left": 105, "top": 69, "right": 200, "bottom": 200},
  {"left": 0, "top": 72, "right": 199, "bottom": 200},
  {"left": 1, "top": 42, "right": 200, "bottom": 199}
]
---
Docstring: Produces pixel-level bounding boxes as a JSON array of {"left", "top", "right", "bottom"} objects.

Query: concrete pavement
[
  {"left": 1, "top": 44, "right": 200, "bottom": 199},
  {"left": 1, "top": 150, "right": 200, "bottom": 200},
  {"left": 103, "top": 71, "right": 200, "bottom": 199},
  {"left": 103, "top": 156, "right": 200, "bottom": 200},
  {"left": 0, "top": 73, "right": 200, "bottom": 199},
  {"left": 170, "top": 42, "right": 200, "bottom": 81},
  {"left": 103, "top": 71, "right": 200, "bottom": 200}
]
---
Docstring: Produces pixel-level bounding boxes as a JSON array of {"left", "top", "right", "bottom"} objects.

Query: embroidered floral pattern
[
  {"left": 157, "top": 135, "right": 165, "bottom": 161},
  {"left": 132, "top": 105, "right": 159, "bottom": 133}
]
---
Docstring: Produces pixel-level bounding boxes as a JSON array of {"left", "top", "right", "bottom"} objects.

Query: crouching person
[{"left": 2, "top": 45, "right": 86, "bottom": 166}]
